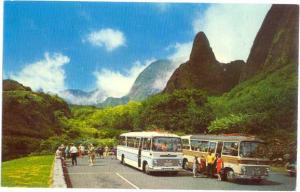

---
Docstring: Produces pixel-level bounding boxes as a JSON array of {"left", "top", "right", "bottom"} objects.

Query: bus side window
[
  {"left": 118, "top": 136, "right": 125, "bottom": 146},
  {"left": 222, "top": 142, "right": 238, "bottom": 156},
  {"left": 134, "top": 138, "right": 140, "bottom": 149},
  {"left": 143, "top": 138, "right": 151, "bottom": 150},
  {"left": 191, "top": 140, "right": 198, "bottom": 151},
  {"left": 127, "top": 137, "right": 134, "bottom": 148},
  {"left": 200, "top": 141, "right": 209, "bottom": 152},
  {"left": 209, "top": 142, "right": 217, "bottom": 153}
]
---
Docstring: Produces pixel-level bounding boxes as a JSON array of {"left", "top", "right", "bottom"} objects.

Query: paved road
[{"left": 65, "top": 156, "right": 296, "bottom": 190}]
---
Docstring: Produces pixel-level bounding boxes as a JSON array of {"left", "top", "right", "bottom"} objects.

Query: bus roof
[
  {"left": 120, "top": 131, "right": 180, "bottom": 138},
  {"left": 182, "top": 134, "right": 264, "bottom": 142}
]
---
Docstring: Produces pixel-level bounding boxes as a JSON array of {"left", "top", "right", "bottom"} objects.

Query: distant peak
[
  {"left": 189, "top": 31, "right": 216, "bottom": 64},
  {"left": 194, "top": 31, "right": 210, "bottom": 47}
]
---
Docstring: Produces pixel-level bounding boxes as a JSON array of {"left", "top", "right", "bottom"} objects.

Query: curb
[{"left": 52, "top": 156, "right": 67, "bottom": 188}]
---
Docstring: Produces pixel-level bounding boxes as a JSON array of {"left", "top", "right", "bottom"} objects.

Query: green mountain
[
  {"left": 240, "top": 4, "right": 298, "bottom": 81},
  {"left": 128, "top": 59, "right": 173, "bottom": 101},
  {"left": 2, "top": 79, "right": 71, "bottom": 160},
  {"left": 145, "top": 4, "right": 297, "bottom": 158},
  {"left": 207, "top": 4, "right": 298, "bottom": 157}
]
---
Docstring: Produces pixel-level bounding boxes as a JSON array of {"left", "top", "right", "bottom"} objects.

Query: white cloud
[
  {"left": 10, "top": 53, "right": 70, "bottom": 93},
  {"left": 86, "top": 28, "right": 126, "bottom": 51},
  {"left": 168, "top": 42, "right": 193, "bottom": 65},
  {"left": 94, "top": 58, "right": 155, "bottom": 98},
  {"left": 59, "top": 89, "right": 106, "bottom": 106},
  {"left": 194, "top": 4, "right": 271, "bottom": 63}
]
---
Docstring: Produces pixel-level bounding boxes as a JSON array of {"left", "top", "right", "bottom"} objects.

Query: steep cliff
[
  {"left": 240, "top": 4, "right": 299, "bottom": 81},
  {"left": 164, "top": 32, "right": 244, "bottom": 94}
]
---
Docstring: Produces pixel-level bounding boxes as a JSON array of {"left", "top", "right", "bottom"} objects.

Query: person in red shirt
[{"left": 216, "top": 153, "right": 224, "bottom": 181}]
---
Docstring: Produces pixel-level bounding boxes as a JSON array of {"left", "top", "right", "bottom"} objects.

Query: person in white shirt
[{"left": 69, "top": 143, "right": 78, "bottom": 166}]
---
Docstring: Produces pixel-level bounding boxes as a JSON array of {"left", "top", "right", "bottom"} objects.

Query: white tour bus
[{"left": 117, "top": 131, "right": 183, "bottom": 174}]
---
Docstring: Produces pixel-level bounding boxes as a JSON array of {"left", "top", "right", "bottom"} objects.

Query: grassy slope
[
  {"left": 208, "top": 63, "right": 297, "bottom": 158},
  {"left": 1, "top": 155, "right": 54, "bottom": 187}
]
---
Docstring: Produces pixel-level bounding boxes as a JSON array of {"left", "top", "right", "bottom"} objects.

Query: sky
[{"left": 3, "top": 2, "right": 271, "bottom": 102}]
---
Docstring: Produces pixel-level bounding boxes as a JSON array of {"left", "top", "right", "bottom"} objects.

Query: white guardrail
[{"left": 52, "top": 156, "right": 67, "bottom": 188}]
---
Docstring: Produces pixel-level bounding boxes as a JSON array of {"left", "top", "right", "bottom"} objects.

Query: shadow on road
[{"left": 234, "top": 179, "right": 281, "bottom": 186}]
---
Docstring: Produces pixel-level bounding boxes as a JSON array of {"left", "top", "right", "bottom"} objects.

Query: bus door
[
  {"left": 138, "top": 137, "right": 142, "bottom": 168},
  {"left": 216, "top": 141, "right": 223, "bottom": 155}
]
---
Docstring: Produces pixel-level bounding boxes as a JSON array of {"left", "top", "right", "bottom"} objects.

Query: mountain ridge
[{"left": 164, "top": 32, "right": 245, "bottom": 94}]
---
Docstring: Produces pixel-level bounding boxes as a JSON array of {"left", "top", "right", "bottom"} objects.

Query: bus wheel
[
  {"left": 183, "top": 159, "right": 189, "bottom": 170},
  {"left": 226, "top": 170, "right": 235, "bottom": 182},
  {"left": 121, "top": 155, "right": 125, "bottom": 165},
  {"left": 143, "top": 162, "right": 150, "bottom": 175}
]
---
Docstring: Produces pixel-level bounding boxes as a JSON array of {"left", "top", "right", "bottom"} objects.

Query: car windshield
[
  {"left": 152, "top": 137, "right": 182, "bottom": 152},
  {"left": 239, "top": 141, "right": 267, "bottom": 158}
]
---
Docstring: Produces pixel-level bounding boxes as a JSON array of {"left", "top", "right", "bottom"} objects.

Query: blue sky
[{"left": 4, "top": 2, "right": 271, "bottom": 101}]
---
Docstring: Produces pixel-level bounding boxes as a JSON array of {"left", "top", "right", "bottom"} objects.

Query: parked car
[{"left": 286, "top": 162, "right": 296, "bottom": 177}]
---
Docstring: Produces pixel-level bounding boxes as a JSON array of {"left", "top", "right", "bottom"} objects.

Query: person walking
[
  {"left": 78, "top": 144, "right": 85, "bottom": 158},
  {"left": 99, "top": 146, "right": 104, "bottom": 159},
  {"left": 192, "top": 156, "right": 199, "bottom": 178},
  {"left": 56, "top": 147, "right": 62, "bottom": 158},
  {"left": 88, "top": 144, "right": 96, "bottom": 166},
  {"left": 216, "top": 153, "right": 224, "bottom": 181},
  {"left": 104, "top": 145, "right": 109, "bottom": 157},
  {"left": 65, "top": 145, "right": 70, "bottom": 159},
  {"left": 206, "top": 151, "right": 216, "bottom": 178},
  {"left": 111, "top": 147, "right": 117, "bottom": 160},
  {"left": 69, "top": 143, "right": 78, "bottom": 166}
]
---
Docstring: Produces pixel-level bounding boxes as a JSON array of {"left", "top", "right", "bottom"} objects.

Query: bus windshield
[
  {"left": 239, "top": 141, "right": 267, "bottom": 158},
  {"left": 152, "top": 137, "right": 182, "bottom": 152}
]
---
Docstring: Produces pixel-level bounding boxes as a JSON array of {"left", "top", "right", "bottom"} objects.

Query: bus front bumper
[
  {"left": 148, "top": 166, "right": 183, "bottom": 172},
  {"left": 235, "top": 174, "right": 267, "bottom": 180}
]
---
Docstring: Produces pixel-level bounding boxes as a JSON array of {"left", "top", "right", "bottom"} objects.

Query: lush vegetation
[
  {"left": 208, "top": 63, "right": 297, "bottom": 159},
  {"left": 38, "top": 70, "right": 297, "bottom": 160},
  {"left": 3, "top": 80, "right": 70, "bottom": 161},
  {"left": 1, "top": 155, "right": 54, "bottom": 187}
]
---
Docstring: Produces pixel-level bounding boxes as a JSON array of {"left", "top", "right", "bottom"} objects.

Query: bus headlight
[{"left": 241, "top": 166, "right": 247, "bottom": 175}]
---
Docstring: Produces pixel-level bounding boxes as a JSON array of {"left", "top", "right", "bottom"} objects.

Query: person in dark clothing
[{"left": 98, "top": 147, "right": 104, "bottom": 159}]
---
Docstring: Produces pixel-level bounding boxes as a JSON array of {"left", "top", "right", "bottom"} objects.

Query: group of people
[
  {"left": 192, "top": 151, "right": 224, "bottom": 181},
  {"left": 56, "top": 143, "right": 116, "bottom": 167}
]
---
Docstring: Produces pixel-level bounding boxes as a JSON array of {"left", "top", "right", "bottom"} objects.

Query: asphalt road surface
[{"left": 65, "top": 156, "right": 296, "bottom": 190}]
